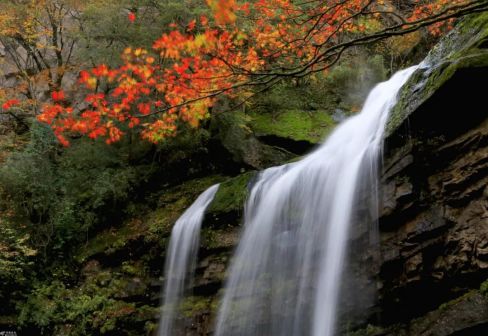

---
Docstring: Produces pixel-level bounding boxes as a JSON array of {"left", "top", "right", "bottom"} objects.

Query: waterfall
[
  {"left": 215, "top": 66, "right": 419, "bottom": 336},
  {"left": 158, "top": 184, "right": 220, "bottom": 336}
]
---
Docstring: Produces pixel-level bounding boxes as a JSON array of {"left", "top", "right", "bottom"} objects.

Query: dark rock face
[
  {"left": 379, "top": 112, "right": 488, "bottom": 328},
  {"left": 374, "top": 14, "right": 488, "bottom": 335}
]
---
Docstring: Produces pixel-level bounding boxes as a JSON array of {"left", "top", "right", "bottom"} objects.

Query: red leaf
[
  {"left": 51, "top": 91, "right": 65, "bottom": 101},
  {"left": 2, "top": 99, "right": 20, "bottom": 110},
  {"left": 128, "top": 12, "right": 136, "bottom": 23},
  {"left": 187, "top": 19, "right": 196, "bottom": 32}
]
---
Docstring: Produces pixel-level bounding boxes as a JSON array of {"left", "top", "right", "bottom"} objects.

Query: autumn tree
[
  {"left": 0, "top": 0, "right": 82, "bottom": 112},
  {"left": 28, "top": 0, "right": 488, "bottom": 145},
  {"left": 0, "top": 1, "right": 211, "bottom": 122}
]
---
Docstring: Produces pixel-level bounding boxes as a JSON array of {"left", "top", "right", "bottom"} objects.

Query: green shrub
[
  {"left": 0, "top": 122, "right": 143, "bottom": 253},
  {"left": 0, "top": 218, "right": 37, "bottom": 305},
  {"left": 17, "top": 267, "right": 148, "bottom": 335}
]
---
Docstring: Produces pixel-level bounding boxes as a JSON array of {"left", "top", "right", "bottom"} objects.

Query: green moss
[
  {"left": 179, "top": 296, "right": 212, "bottom": 318},
  {"left": 207, "top": 171, "right": 256, "bottom": 215},
  {"left": 480, "top": 279, "right": 488, "bottom": 296},
  {"left": 145, "top": 175, "right": 225, "bottom": 240},
  {"left": 457, "top": 12, "right": 488, "bottom": 37},
  {"left": 143, "top": 196, "right": 197, "bottom": 246},
  {"left": 250, "top": 109, "right": 335, "bottom": 143},
  {"left": 179, "top": 295, "right": 221, "bottom": 318}
]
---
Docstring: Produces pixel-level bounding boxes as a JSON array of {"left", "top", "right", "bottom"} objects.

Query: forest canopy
[{"left": 1, "top": 0, "right": 487, "bottom": 145}]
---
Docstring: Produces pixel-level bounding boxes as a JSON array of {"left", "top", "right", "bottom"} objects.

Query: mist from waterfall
[
  {"left": 214, "top": 66, "right": 419, "bottom": 336},
  {"left": 158, "top": 184, "right": 219, "bottom": 336}
]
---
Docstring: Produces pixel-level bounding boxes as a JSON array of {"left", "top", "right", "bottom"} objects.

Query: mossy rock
[
  {"left": 207, "top": 171, "right": 256, "bottom": 217},
  {"left": 211, "top": 110, "right": 298, "bottom": 168},
  {"left": 179, "top": 296, "right": 219, "bottom": 318},
  {"left": 480, "top": 278, "right": 488, "bottom": 296},
  {"left": 249, "top": 109, "right": 335, "bottom": 144},
  {"left": 146, "top": 175, "right": 225, "bottom": 240},
  {"left": 386, "top": 13, "right": 488, "bottom": 137},
  {"left": 201, "top": 227, "right": 240, "bottom": 249},
  {"left": 75, "top": 218, "right": 147, "bottom": 263},
  {"left": 76, "top": 175, "right": 225, "bottom": 262}
]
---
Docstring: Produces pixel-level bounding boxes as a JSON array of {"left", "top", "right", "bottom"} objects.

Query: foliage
[
  {"left": 33, "top": 0, "right": 487, "bottom": 145},
  {"left": 17, "top": 263, "right": 155, "bottom": 335},
  {"left": 0, "top": 123, "right": 59, "bottom": 222},
  {"left": 0, "top": 217, "right": 37, "bottom": 304},
  {"left": 0, "top": 122, "right": 147, "bottom": 253},
  {"left": 249, "top": 53, "right": 386, "bottom": 112},
  {"left": 13, "top": 172, "right": 229, "bottom": 334}
]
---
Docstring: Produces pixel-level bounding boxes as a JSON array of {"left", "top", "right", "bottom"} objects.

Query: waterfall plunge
[
  {"left": 215, "top": 66, "right": 419, "bottom": 336},
  {"left": 158, "top": 184, "right": 219, "bottom": 336}
]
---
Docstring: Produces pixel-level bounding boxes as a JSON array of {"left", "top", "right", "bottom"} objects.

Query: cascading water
[
  {"left": 158, "top": 184, "right": 219, "bottom": 336},
  {"left": 215, "top": 66, "right": 419, "bottom": 336}
]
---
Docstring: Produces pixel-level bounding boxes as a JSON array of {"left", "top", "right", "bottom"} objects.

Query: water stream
[
  {"left": 158, "top": 184, "right": 220, "bottom": 336},
  {"left": 214, "top": 66, "right": 419, "bottom": 336}
]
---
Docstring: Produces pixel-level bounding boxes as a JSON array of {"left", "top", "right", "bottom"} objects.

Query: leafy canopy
[{"left": 31, "top": 0, "right": 488, "bottom": 145}]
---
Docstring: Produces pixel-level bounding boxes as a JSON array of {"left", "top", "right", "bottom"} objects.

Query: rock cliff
[{"left": 375, "top": 12, "right": 488, "bottom": 335}]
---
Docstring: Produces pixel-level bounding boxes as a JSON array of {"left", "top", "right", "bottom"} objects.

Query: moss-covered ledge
[
  {"left": 75, "top": 175, "right": 225, "bottom": 263},
  {"left": 249, "top": 109, "right": 335, "bottom": 145},
  {"left": 385, "top": 12, "right": 488, "bottom": 138},
  {"left": 205, "top": 171, "right": 256, "bottom": 225}
]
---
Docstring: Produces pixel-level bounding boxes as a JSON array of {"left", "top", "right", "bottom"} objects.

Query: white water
[
  {"left": 215, "top": 66, "right": 418, "bottom": 336},
  {"left": 158, "top": 184, "right": 219, "bottom": 336}
]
